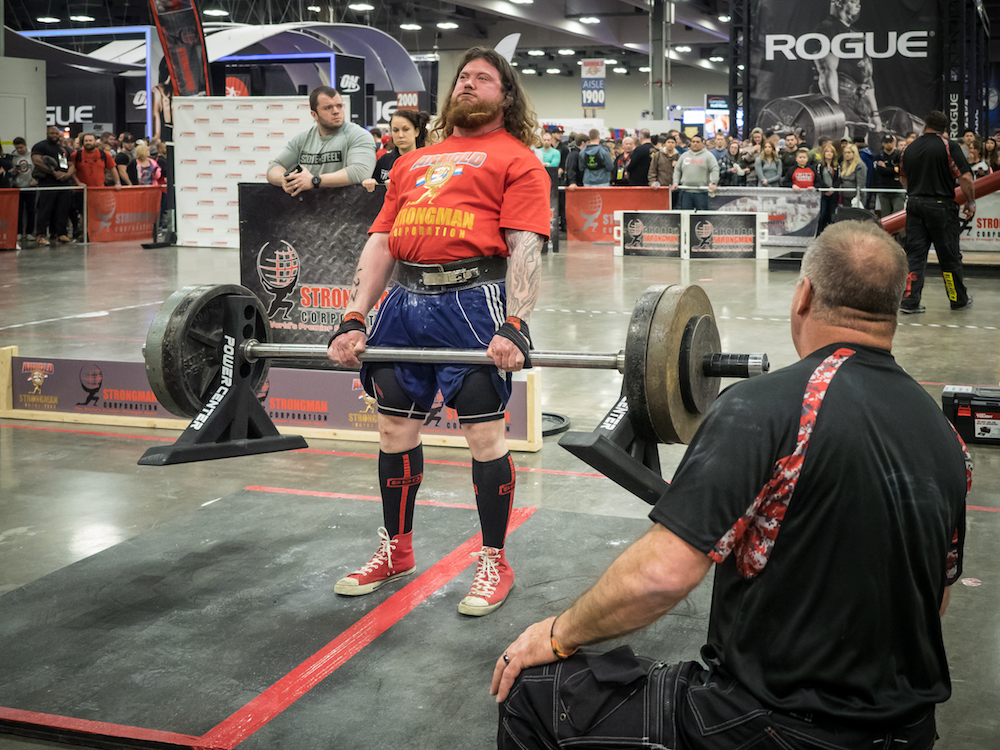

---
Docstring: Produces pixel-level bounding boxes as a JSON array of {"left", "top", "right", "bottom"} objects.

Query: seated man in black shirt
[{"left": 492, "top": 220, "right": 969, "bottom": 749}]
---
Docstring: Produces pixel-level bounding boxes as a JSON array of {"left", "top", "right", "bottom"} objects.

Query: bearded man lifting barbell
[
  {"left": 326, "top": 47, "right": 549, "bottom": 616},
  {"left": 492, "top": 221, "right": 970, "bottom": 748}
]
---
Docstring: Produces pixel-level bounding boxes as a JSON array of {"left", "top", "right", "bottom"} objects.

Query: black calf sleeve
[
  {"left": 473, "top": 452, "right": 515, "bottom": 548},
  {"left": 379, "top": 445, "right": 423, "bottom": 536}
]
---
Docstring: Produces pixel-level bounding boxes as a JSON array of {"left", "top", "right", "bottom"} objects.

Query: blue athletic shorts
[{"left": 360, "top": 282, "right": 512, "bottom": 419}]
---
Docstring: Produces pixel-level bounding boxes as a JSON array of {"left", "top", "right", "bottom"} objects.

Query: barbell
[{"left": 144, "top": 283, "right": 769, "bottom": 445}]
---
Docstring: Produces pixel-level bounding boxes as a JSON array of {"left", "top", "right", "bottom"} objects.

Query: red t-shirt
[
  {"left": 791, "top": 166, "right": 815, "bottom": 189},
  {"left": 72, "top": 148, "right": 115, "bottom": 187},
  {"left": 369, "top": 129, "right": 551, "bottom": 263}
]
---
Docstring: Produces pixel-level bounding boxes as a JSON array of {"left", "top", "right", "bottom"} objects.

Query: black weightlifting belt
[{"left": 395, "top": 256, "right": 507, "bottom": 294}]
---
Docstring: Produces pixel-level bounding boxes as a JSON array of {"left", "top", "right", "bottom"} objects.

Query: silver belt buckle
[{"left": 421, "top": 267, "right": 479, "bottom": 286}]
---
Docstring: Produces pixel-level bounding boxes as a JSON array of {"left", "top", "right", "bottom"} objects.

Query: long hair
[
  {"left": 432, "top": 47, "right": 541, "bottom": 149},
  {"left": 841, "top": 143, "right": 861, "bottom": 176}
]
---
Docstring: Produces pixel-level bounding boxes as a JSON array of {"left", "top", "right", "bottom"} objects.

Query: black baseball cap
[
  {"left": 121, "top": 134, "right": 135, "bottom": 143},
  {"left": 881, "top": 134, "right": 895, "bottom": 142}
]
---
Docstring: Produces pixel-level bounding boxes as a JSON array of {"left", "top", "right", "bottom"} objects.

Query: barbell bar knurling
[{"left": 242, "top": 340, "right": 767, "bottom": 379}]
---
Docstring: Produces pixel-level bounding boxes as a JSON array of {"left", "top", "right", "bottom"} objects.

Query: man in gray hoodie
[
  {"left": 266, "top": 86, "right": 376, "bottom": 196},
  {"left": 671, "top": 134, "right": 719, "bottom": 210},
  {"left": 578, "top": 129, "right": 614, "bottom": 187}
]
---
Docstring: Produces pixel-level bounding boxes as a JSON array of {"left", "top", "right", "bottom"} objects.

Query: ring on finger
[{"left": 503, "top": 651, "right": 510, "bottom": 665}]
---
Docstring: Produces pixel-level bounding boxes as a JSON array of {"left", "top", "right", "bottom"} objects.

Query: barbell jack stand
[
  {"left": 559, "top": 391, "right": 668, "bottom": 506},
  {"left": 138, "top": 293, "right": 308, "bottom": 466}
]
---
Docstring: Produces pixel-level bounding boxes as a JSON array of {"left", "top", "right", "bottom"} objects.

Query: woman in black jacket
[{"left": 815, "top": 143, "right": 841, "bottom": 235}]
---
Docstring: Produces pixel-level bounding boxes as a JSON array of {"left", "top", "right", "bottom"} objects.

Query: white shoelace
[
  {"left": 467, "top": 547, "right": 501, "bottom": 598},
  {"left": 355, "top": 526, "right": 394, "bottom": 574}
]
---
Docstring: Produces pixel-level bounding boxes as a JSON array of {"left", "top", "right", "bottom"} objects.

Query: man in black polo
[
  {"left": 491, "top": 220, "right": 969, "bottom": 749},
  {"left": 899, "top": 110, "right": 975, "bottom": 313}
]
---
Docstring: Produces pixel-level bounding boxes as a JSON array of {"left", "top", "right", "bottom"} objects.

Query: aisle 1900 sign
[{"left": 581, "top": 59, "right": 606, "bottom": 109}]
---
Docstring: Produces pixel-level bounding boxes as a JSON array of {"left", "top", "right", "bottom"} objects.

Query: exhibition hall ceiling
[{"left": 3, "top": 0, "right": 735, "bottom": 74}]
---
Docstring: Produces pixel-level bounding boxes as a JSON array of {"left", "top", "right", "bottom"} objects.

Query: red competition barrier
[
  {"left": 881, "top": 171, "right": 1000, "bottom": 234},
  {"left": 86, "top": 186, "right": 163, "bottom": 243},
  {"left": 565, "top": 186, "right": 671, "bottom": 242},
  {"left": 0, "top": 189, "right": 18, "bottom": 250}
]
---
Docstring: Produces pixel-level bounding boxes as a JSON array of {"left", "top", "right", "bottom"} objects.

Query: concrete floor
[{"left": 0, "top": 239, "right": 998, "bottom": 749}]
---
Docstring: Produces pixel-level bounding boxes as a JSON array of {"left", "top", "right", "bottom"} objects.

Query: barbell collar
[
  {"left": 243, "top": 340, "right": 628, "bottom": 372},
  {"left": 703, "top": 352, "right": 770, "bottom": 379}
]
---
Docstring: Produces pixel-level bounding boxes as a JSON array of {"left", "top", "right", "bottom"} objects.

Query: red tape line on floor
[
  {"left": 198, "top": 505, "right": 537, "bottom": 749},
  {"left": 0, "top": 706, "right": 202, "bottom": 748},
  {"left": 245, "top": 485, "right": 478, "bottom": 510}
]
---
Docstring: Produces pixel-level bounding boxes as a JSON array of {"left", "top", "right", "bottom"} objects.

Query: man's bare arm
[
  {"left": 557, "top": 524, "right": 712, "bottom": 647},
  {"left": 491, "top": 523, "right": 713, "bottom": 702},
  {"left": 503, "top": 229, "right": 543, "bottom": 322},
  {"left": 815, "top": 55, "right": 840, "bottom": 102},
  {"left": 345, "top": 232, "right": 396, "bottom": 314}
]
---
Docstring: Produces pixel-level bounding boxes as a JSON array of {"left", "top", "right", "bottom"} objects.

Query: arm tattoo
[
  {"left": 348, "top": 267, "right": 362, "bottom": 303},
  {"left": 504, "top": 230, "right": 543, "bottom": 321}
]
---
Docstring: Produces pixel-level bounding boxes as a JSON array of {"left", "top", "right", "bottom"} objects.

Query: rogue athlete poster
[{"left": 748, "top": 0, "right": 941, "bottom": 149}]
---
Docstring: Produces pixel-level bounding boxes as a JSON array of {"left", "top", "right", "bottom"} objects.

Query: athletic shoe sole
[
  {"left": 334, "top": 565, "right": 415, "bottom": 596},
  {"left": 458, "top": 583, "right": 514, "bottom": 617},
  {"left": 899, "top": 306, "right": 925, "bottom": 315}
]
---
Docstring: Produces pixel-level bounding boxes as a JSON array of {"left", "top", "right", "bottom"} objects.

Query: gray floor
[{"left": 0, "top": 239, "right": 998, "bottom": 749}]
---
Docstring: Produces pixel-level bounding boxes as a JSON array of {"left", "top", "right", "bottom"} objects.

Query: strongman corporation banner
[
  {"left": 239, "top": 183, "right": 386, "bottom": 370},
  {"left": 749, "top": 0, "right": 941, "bottom": 148}
]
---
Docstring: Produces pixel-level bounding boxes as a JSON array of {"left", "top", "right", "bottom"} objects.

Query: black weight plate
[
  {"left": 541, "top": 412, "right": 571, "bottom": 437},
  {"left": 145, "top": 285, "right": 270, "bottom": 418}
]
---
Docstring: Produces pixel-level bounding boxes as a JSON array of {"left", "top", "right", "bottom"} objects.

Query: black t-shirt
[
  {"left": 30, "top": 139, "right": 71, "bottom": 185},
  {"left": 628, "top": 142, "right": 654, "bottom": 186},
  {"left": 901, "top": 133, "right": 970, "bottom": 200},
  {"left": 650, "top": 343, "right": 969, "bottom": 725},
  {"left": 372, "top": 149, "right": 401, "bottom": 184}
]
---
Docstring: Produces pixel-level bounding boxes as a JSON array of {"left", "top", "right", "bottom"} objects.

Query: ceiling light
[
  {"left": 522, "top": 68, "right": 537, "bottom": 75},
  {"left": 437, "top": 22, "right": 458, "bottom": 29},
  {"left": 510, "top": 60, "right": 518, "bottom": 66},
  {"left": 579, "top": 17, "right": 600, "bottom": 24},
  {"left": 202, "top": 9, "right": 230, "bottom": 16},
  {"left": 510, "top": 0, "right": 534, "bottom": 4},
  {"left": 613, "top": 67, "right": 627, "bottom": 73},
  {"left": 577, "top": 60, "right": 583, "bottom": 65},
  {"left": 70, "top": 14, "right": 95, "bottom": 21},
  {"left": 639, "top": 66, "right": 650, "bottom": 72},
  {"left": 605, "top": 58, "right": 618, "bottom": 65},
  {"left": 307, "top": 5, "right": 321, "bottom": 10},
  {"left": 737, "top": 63, "right": 745, "bottom": 70},
  {"left": 718, "top": 14, "right": 732, "bottom": 22},
  {"left": 37, "top": 16, "right": 60, "bottom": 22},
  {"left": 399, "top": 23, "right": 422, "bottom": 30},
  {"left": 527, "top": 49, "right": 545, "bottom": 56},
  {"left": 709, "top": 55, "right": 725, "bottom": 62},
  {"left": 348, "top": 3, "right": 374, "bottom": 9},
  {"left": 546, "top": 68, "right": 561, "bottom": 74},
  {"left": 674, "top": 45, "right": 691, "bottom": 52},
  {"left": 557, "top": 49, "right": 575, "bottom": 55}
]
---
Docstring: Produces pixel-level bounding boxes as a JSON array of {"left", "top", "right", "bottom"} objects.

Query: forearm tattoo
[{"left": 505, "top": 230, "right": 543, "bottom": 321}]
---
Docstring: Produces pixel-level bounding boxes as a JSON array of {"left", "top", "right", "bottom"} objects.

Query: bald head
[{"left": 796, "top": 220, "right": 907, "bottom": 344}]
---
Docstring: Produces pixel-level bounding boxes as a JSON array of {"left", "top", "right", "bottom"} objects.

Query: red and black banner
[{"left": 147, "top": 0, "right": 212, "bottom": 97}]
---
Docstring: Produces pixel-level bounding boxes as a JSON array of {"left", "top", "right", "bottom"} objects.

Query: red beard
[{"left": 445, "top": 97, "right": 503, "bottom": 130}]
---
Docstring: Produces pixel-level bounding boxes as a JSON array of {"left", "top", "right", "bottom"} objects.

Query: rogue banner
[
  {"left": 147, "top": 0, "right": 212, "bottom": 97},
  {"left": 748, "top": 0, "right": 941, "bottom": 150}
]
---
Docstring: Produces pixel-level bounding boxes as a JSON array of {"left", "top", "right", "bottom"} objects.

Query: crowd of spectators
[
  {"left": 515, "top": 123, "right": 1000, "bottom": 235},
  {"left": 1, "top": 127, "right": 169, "bottom": 249}
]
